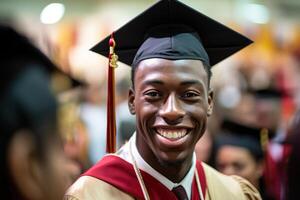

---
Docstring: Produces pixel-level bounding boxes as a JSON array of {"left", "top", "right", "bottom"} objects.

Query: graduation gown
[{"left": 65, "top": 155, "right": 261, "bottom": 200}]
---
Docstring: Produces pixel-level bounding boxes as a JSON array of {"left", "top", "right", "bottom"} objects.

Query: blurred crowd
[{"left": 1, "top": 1, "right": 300, "bottom": 200}]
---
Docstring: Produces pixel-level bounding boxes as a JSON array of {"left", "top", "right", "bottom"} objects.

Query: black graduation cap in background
[
  {"left": 0, "top": 25, "right": 81, "bottom": 93},
  {"left": 253, "top": 88, "right": 283, "bottom": 100},
  {"left": 91, "top": 0, "right": 253, "bottom": 67},
  {"left": 215, "top": 119, "right": 266, "bottom": 161},
  {"left": 0, "top": 25, "right": 82, "bottom": 136},
  {"left": 91, "top": 0, "right": 253, "bottom": 153}
]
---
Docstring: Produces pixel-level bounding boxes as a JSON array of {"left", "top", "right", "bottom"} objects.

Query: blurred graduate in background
[
  {"left": 0, "top": 25, "right": 82, "bottom": 199},
  {"left": 214, "top": 119, "right": 274, "bottom": 200}
]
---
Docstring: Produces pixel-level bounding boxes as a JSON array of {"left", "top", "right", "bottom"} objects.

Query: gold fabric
[
  {"left": 64, "top": 176, "right": 134, "bottom": 200},
  {"left": 65, "top": 163, "right": 261, "bottom": 200},
  {"left": 202, "top": 163, "right": 261, "bottom": 200}
]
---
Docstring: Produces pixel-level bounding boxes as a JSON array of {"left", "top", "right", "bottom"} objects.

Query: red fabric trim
[
  {"left": 196, "top": 161, "right": 207, "bottom": 199},
  {"left": 84, "top": 155, "right": 207, "bottom": 200}
]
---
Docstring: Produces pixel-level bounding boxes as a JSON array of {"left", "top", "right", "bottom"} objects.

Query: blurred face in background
[
  {"left": 215, "top": 145, "right": 264, "bottom": 188},
  {"left": 2, "top": 66, "right": 80, "bottom": 200},
  {"left": 7, "top": 130, "right": 79, "bottom": 200},
  {"left": 39, "top": 135, "right": 80, "bottom": 200}
]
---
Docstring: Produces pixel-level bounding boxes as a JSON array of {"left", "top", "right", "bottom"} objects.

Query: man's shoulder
[
  {"left": 64, "top": 176, "right": 134, "bottom": 200},
  {"left": 201, "top": 163, "right": 262, "bottom": 200},
  {"left": 64, "top": 155, "right": 137, "bottom": 200}
]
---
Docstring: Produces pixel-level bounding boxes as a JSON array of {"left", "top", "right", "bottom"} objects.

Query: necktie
[{"left": 172, "top": 185, "right": 188, "bottom": 200}]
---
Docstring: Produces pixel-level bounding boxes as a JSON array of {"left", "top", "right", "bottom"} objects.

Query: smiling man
[
  {"left": 65, "top": 0, "right": 261, "bottom": 199},
  {"left": 131, "top": 58, "right": 211, "bottom": 184}
]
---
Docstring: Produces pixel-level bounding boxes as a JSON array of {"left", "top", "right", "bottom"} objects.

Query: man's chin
[{"left": 157, "top": 154, "right": 187, "bottom": 168}]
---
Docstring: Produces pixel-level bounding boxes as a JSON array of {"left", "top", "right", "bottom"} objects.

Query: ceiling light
[
  {"left": 243, "top": 3, "right": 269, "bottom": 24},
  {"left": 40, "top": 3, "right": 65, "bottom": 25}
]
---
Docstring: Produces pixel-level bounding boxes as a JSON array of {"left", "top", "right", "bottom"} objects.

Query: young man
[
  {"left": 65, "top": 0, "right": 261, "bottom": 199},
  {"left": 0, "top": 25, "right": 81, "bottom": 200}
]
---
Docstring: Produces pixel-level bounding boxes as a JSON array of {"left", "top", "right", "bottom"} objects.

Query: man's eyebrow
[
  {"left": 142, "top": 79, "right": 164, "bottom": 85},
  {"left": 141, "top": 79, "right": 205, "bottom": 87},
  {"left": 180, "top": 80, "right": 202, "bottom": 86}
]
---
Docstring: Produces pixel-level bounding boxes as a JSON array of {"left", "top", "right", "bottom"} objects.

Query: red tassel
[{"left": 106, "top": 33, "right": 118, "bottom": 153}]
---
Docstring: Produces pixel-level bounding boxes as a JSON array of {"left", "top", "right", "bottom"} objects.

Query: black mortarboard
[
  {"left": 0, "top": 25, "right": 81, "bottom": 93},
  {"left": 91, "top": 0, "right": 252, "bottom": 68},
  {"left": 0, "top": 25, "right": 82, "bottom": 136},
  {"left": 215, "top": 119, "right": 265, "bottom": 161},
  {"left": 252, "top": 88, "right": 283, "bottom": 100}
]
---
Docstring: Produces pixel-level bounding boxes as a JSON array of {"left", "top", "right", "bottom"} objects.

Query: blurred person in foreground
[
  {"left": 0, "top": 25, "right": 80, "bottom": 199},
  {"left": 66, "top": 0, "right": 261, "bottom": 199},
  {"left": 214, "top": 120, "right": 274, "bottom": 200}
]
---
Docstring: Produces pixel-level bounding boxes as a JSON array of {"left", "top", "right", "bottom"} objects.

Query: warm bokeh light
[
  {"left": 40, "top": 3, "right": 65, "bottom": 24},
  {"left": 243, "top": 3, "right": 270, "bottom": 24}
]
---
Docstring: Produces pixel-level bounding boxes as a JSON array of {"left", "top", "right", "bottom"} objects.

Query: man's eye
[
  {"left": 182, "top": 91, "right": 199, "bottom": 98},
  {"left": 144, "top": 91, "right": 161, "bottom": 98}
]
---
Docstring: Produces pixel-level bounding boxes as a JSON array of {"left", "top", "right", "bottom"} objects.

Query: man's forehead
[
  {"left": 135, "top": 58, "right": 208, "bottom": 80},
  {"left": 134, "top": 59, "right": 209, "bottom": 89}
]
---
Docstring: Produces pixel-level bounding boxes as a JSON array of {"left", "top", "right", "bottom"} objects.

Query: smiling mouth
[{"left": 156, "top": 128, "right": 189, "bottom": 140}]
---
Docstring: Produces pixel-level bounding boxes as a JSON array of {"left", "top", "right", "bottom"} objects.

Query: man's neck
[{"left": 136, "top": 136, "right": 193, "bottom": 183}]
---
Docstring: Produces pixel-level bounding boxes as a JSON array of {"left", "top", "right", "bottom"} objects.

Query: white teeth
[{"left": 157, "top": 128, "right": 187, "bottom": 139}]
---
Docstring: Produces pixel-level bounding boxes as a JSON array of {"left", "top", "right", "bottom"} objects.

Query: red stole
[{"left": 84, "top": 155, "right": 207, "bottom": 200}]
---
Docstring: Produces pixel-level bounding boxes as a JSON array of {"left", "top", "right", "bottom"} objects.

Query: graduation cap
[
  {"left": 215, "top": 119, "right": 266, "bottom": 161},
  {"left": 91, "top": 0, "right": 253, "bottom": 153},
  {"left": 0, "top": 25, "right": 82, "bottom": 137},
  {"left": 252, "top": 88, "right": 283, "bottom": 100},
  {"left": 0, "top": 25, "right": 82, "bottom": 93}
]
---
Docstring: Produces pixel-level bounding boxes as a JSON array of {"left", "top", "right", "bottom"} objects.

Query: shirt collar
[{"left": 130, "top": 133, "right": 196, "bottom": 200}]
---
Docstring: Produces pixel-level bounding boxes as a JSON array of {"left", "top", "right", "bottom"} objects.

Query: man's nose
[{"left": 159, "top": 93, "right": 185, "bottom": 124}]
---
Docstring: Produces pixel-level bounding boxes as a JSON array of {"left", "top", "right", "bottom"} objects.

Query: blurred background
[{"left": 1, "top": 0, "right": 299, "bottom": 199}]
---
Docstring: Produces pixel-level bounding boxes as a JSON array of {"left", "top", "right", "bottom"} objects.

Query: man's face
[{"left": 129, "top": 58, "right": 213, "bottom": 167}]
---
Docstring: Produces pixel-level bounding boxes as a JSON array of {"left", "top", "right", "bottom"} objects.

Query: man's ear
[
  {"left": 128, "top": 88, "right": 136, "bottom": 115},
  {"left": 8, "top": 130, "right": 44, "bottom": 200},
  {"left": 207, "top": 89, "right": 214, "bottom": 116}
]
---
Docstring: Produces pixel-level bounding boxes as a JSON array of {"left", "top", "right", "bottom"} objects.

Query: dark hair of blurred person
[
  {"left": 214, "top": 120, "right": 273, "bottom": 199},
  {"left": 0, "top": 25, "right": 80, "bottom": 200}
]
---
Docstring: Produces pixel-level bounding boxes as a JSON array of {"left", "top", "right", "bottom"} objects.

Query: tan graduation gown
[{"left": 65, "top": 162, "right": 261, "bottom": 200}]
